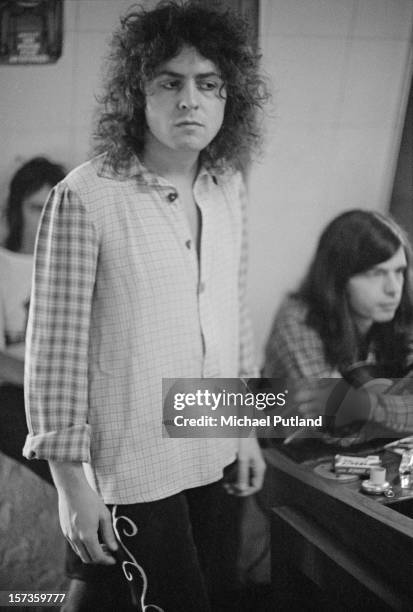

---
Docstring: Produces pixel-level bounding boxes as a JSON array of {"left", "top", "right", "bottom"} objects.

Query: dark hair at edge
[
  {"left": 92, "top": 0, "right": 270, "bottom": 172},
  {"left": 296, "top": 209, "right": 413, "bottom": 374},
  {"left": 4, "top": 157, "right": 66, "bottom": 252}
]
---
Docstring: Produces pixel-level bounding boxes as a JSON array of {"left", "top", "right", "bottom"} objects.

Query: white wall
[
  {"left": 0, "top": 0, "right": 412, "bottom": 365},
  {"left": 249, "top": 0, "right": 413, "bottom": 364},
  {"left": 0, "top": 0, "right": 157, "bottom": 205}
]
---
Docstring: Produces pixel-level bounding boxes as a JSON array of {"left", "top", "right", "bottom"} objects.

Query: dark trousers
[{"left": 65, "top": 479, "right": 242, "bottom": 612}]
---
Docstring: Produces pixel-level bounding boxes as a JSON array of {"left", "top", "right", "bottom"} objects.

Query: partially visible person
[
  {"left": 0, "top": 157, "right": 65, "bottom": 480},
  {"left": 264, "top": 209, "right": 413, "bottom": 443}
]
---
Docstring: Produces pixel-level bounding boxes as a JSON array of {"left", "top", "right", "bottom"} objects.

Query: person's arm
[
  {"left": 295, "top": 383, "right": 413, "bottom": 443},
  {"left": 50, "top": 461, "right": 118, "bottom": 564},
  {"left": 23, "top": 183, "right": 117, "bottom": 561},
  {"left": 24, "top": 183, "right": 97, "bottom": 462},
  {"left": 367, "top": 341, "right": 413, "bottom": 433},
  {"left": 0, "top": 351, "right": 24, "bottom": 386},
  {"left": 366, "top": 392, "right": 413, "bottom": 435},
  {"left": 224, "top": 435, "right": 266, "bottom": 496}
]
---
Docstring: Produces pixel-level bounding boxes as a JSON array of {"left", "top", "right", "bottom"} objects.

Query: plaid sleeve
[
  {"left": 372, "top": 393, "right": 413, "bottom": 433},
  {"left": 23, "top": 183, "right": 98, "bottom": 462},
  {"left": 263, "top": 297, "right": 336, "bottom": 380},
  {"left": 237, "top": 176, "right": 259, "bottom": 378}
]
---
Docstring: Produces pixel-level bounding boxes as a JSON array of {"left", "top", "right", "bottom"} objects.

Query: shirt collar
[
  {"left": 95, "top": 151, "right": 219, "bottom": 186},
  {"left": 96, "top": 152, "right": 152, "bottom": 182}
]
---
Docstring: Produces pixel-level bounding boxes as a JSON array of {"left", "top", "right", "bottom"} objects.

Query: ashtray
[
  {"left": 361, "top": 479, "right": 391, "bottom": 495},
  {"left": 313, "top": 462, "right": 359, "bottom": 483}
]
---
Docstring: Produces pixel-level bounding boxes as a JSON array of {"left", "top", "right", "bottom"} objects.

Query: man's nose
[
  {"left": 177, "top": 81, "right": 199, "bottom": 110},
  {"left": 384, "top": 273, "right": 400, "bottom": 295}
]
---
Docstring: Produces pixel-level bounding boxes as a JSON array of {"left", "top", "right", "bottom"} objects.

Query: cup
[{"left": 370, "top": 466, "right": 386, "bottom": 485}]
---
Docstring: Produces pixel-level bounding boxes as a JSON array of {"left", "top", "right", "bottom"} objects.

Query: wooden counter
[{"left": 263, "top": 445, "right": 413, "bottom": 611}]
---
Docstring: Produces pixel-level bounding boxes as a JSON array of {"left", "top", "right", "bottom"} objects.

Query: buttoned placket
[
  {"left": 154, "top": 180, "right": 199, "bottom": 287},
  {"left": 133, "top": 163, "right": 203, "bottom": 289},
  {"left": 136, "top": 167, "right": 222, "bottom": 378}
]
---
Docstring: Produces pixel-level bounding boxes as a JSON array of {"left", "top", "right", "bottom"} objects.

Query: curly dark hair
[
  {"left": 93, "top": 0, "right": 269, "bottom": 171},
  {"left": 297, "top": 209, "right": 413, "bottom": 375},
  {"left": 4, "top": 157, "right": 66, "bottom": 252}
]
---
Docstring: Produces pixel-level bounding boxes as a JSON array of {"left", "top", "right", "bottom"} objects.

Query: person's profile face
[
  {"left": 21, "top": 184, "right": 51, "bottom": 254},
  {"left": 346, "top": 245, "right": 407, "bottom": 334},
  {"left": 143, "top": 45, "right": 226, "bottom": 157}
]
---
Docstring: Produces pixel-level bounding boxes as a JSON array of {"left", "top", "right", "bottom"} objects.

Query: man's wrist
[{"left": 49, "top": 461, "right": 88, "bottom": 492}]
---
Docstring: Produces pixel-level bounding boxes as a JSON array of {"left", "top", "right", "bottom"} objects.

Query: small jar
[{"left": 399, "top": 449, "right": 413, "bottom": 487}]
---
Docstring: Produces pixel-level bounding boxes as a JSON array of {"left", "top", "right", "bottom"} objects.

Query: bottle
[{"left": 398, "top": 449, "right": 413, "bottom": 487}]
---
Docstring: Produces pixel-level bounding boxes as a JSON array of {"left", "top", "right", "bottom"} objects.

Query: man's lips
[{"left": 175, "top": 120, "right": 204, "bottom": 127}]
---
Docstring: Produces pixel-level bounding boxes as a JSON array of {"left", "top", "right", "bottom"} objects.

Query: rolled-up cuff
[{"left": 23, "top": 424, "right": 91, "bottom": 463}]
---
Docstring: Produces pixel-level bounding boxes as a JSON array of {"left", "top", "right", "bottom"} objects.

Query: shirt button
[
  {"left": 167, "top": 192, "right": 178, "bottom": 202},
  {"left": 185, "top": 240, "right": 191, "bottom": 249},
  {"left": 199, "top": 281, "right": 205, "bottom": 293}
]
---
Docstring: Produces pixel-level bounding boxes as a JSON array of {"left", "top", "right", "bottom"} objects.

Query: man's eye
[
  {"left": 161, "top": 80, "right": 180, "bottom": 89},
  {"left": 364, "top": 269, "right": 382, "bottom": 278},
  {"left": 198, "top": 80, "right": 219, "bottom": 91}
]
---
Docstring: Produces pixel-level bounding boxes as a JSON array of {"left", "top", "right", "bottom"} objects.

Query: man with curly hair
[{"left": 24, "top": 2, "right": 269, "bottom": 610}]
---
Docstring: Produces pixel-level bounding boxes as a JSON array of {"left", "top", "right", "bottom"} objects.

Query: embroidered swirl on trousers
[{"left": 112, "top": 505, "right": 165, "bottom": 612}]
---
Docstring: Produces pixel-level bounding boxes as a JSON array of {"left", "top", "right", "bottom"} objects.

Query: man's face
[
  {"left": 144, "top": 46, "right": 226, "bottom": 156},
  {"left": 346, "top": 246, "right": 407, "bottom": 334}
]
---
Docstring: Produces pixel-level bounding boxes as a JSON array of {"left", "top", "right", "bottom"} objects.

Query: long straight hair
[{"left": 297, "top": 209, "right": 413, "bottom": 374}]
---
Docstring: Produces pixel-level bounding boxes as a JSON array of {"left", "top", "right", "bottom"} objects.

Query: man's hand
[
  {"left": 50, "top": 462, "right": 118, "bottom": 565},
  {"left": 224, "top": 436, "right": 266, "bottom": 497}
]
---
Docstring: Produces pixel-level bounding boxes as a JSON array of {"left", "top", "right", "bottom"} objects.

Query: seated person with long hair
[
  {"left": 264, "top": 209, "right": 413, "bottom": 444},
  {"left": 0, "top": 157, "right": 66, "bottom": 479}
]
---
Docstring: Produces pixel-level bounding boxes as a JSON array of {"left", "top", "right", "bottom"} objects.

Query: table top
[{"left": 263, "top": 440, "right": 413, "bottom": 535}]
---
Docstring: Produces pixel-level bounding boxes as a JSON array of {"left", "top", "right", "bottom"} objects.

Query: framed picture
[{"left": 0, "top": 0, "right": 63, "bottom": 65}]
